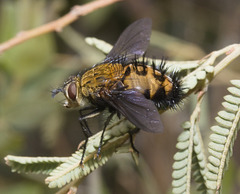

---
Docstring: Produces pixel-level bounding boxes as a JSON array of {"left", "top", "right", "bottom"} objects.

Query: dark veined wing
[
  {"left": 103, "top": 18, "right": 152, "bottom": 64},
  {"left": 103, "top": 89, "right": 163, "bottom": 133}
]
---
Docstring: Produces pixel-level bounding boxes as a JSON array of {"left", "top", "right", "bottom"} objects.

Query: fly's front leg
[
  {"left": 78, "top": 112, "right": 91, "bottom": 167},
  {"left": 78, "top": 107, "right": 102, "bottom": 141},
  {"left": 78, "top": 108, "right": 102, "bottom": 166}
]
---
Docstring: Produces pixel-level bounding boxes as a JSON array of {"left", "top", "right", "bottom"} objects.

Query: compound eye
[{"left": 68, "top": 82, "right": 77, "bottom": 100}]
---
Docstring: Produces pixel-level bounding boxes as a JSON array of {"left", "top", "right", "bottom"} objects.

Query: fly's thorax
[
  {"left": 62, "top": 76, "right": 89, "bottom": 108},
  {"left": 80, "top": 63, "right": 125, "bottom": 97},
  {"left": 81, "top": 63, "right": 124, "bottom": 86}
]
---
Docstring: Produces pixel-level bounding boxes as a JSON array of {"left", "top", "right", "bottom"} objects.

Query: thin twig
[{"left": 0, "top": 0, "right": 121, "bottom": 54}]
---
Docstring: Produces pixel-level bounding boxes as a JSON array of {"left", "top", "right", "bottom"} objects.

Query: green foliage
[
  {"left": 45, "top": 124, "right": 131, "bottom": 189},
  {"left": 5, "top": 117, "right": 136, "bottom": 189},
  {"left": 4, "top": 38, "right": 240, "bottom": 193},
  {"left": 206, "top": 80, "right": 240, "bottom": 192},
  {"left": 172, "top": 79, "right": 240, "bottom": 194},
  {"left": 172, "top": 94, "right": 208, "bottom": 193},
  {"left": 5, "top": 155, "right": 68, "bottom": 175},
  {"left": 1, "top": 2, "right": 240, "bottom": 191},
  {"left": 171, "top": 43, "right": 240, "bottom": 193}
]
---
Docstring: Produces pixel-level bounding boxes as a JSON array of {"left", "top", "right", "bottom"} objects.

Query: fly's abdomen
[
  {"left": 122, "top": 64, "right": 167, "bottom": 97},
  {"left": 122, "top": 63, "right": 181, "bottom": 109}
]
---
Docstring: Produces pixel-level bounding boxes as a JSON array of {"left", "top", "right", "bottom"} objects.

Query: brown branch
[{"left": 0, "top": 0, "right": 121, "bottom": 54}]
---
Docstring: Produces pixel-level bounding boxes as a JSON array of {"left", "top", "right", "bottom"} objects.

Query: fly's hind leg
[
  {"left": 78, "top": 108, "right": 102, "bottom": 166},
  {"left": 129, "top": 128, "right": 140, "bottom": 155}
]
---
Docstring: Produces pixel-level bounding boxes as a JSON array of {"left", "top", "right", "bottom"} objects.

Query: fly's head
[{"left": 52, "top": 75, "right": 87, "bottom": 108}]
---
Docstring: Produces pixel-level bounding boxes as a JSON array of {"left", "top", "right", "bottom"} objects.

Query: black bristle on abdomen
[
  {"left": 151, "top": 59, "right": 183, "bottom": 110},
  {"left": 122, "top": 56, "right": 183, "bottom": 110}
]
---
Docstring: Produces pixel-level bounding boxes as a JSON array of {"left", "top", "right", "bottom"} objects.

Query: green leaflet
[
  {"left": 46, "top": 133, "right": 130, "bottom": 188},
  {"left": 172, "top": 120, "right": 208, "bottom": 193},
  {"left": 172, "top": 128, "right": 191, "bottom": 194},
  {"left": 193, "top": 127, "right": 208, "bottom": 192},
  {"left": 5, "top": 155, "right": 68, "bottom": 175},
  {"left": 206, "top": 80, "right": 240, "bottom": 192},
  {"left": 85, "top": 37, "right": 113, "bottom": 55}
]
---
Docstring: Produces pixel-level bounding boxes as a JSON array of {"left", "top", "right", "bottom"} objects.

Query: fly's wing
[
  {"left": 104, "top": 18, "right": 152, "bottom": 63},
  {"left": 103, "top": 89, "right": 163, "bottom": 133}
]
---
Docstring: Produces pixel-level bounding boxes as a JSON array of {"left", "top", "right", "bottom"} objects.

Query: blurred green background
[{"left": 1, "top": 0, "right": 240, "bottom": 193}]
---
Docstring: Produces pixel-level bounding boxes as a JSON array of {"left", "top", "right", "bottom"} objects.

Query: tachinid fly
[{"left": 52, "top": 18, "right": 183, "bottom": 164}]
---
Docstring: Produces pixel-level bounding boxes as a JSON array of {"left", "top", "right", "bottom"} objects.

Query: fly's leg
[
  {"left": 96, "top": 112, "right": 115, "bottom": 158},
  {"left": 78, "top": 108, "right": 102, "bottom": 166},
  {"left": 78, "top": 112, "right": 91, "bottom": 166},
  {"left": 129, "top": 128, "right": 140, "bottom": 155}
]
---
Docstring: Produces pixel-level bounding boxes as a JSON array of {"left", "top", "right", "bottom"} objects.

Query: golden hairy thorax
[{"left": 80, "top": 63, "right": 173, "bottom": 100}]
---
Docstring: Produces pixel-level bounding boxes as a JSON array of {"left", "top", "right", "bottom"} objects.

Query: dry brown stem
[{"left": 0, "top": 0, "right": 121, "bottom": 54}]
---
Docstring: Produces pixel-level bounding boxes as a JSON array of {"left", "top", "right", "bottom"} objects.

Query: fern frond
[
  {"left": 45, "top": 117, "right": 133, "bottom": 188},
  {"left": 172, "top": 122, "right": 209, "bottom": 194},
  {"left": 45, "top": 132, "right": 130, "bottom": 188},
  {"left": 172, "top": 89, "right": 208, "bottom": 194},
  {"left": 5, "top": 117, "right": 134, "bottom": 189},
  {"left": 192, "top": 124, "right": 208, "bottom": 192},
  {"left": 4, "top": 155, "right": 68, "bottom": 175},
  {"left": 206, "top": 80, "right": 240, "bottom": 192},
  {"left": 85, "top": 37, "right": 113, "bottom": 55},
  {"left": 172, "top": 123, "right": 192, "bottom": 194}
]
